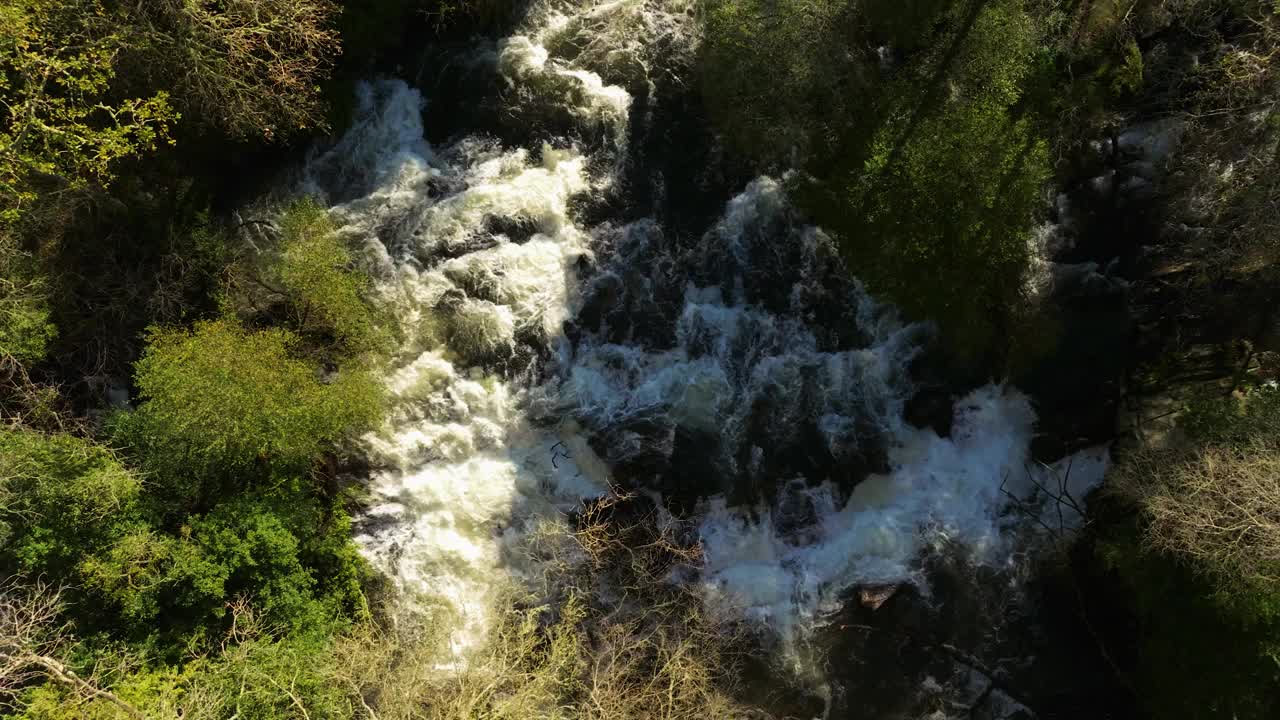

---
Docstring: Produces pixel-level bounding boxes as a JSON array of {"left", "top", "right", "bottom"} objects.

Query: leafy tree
[
  {"left": 243, "top": 200, "right": 388, "bottom": 356},
  {"left": 0, "top": 426, "right": 368, "bottom": 646},
  {"left": 0, "top": 0, "right": 344, "bottom": 391},
  {"left": 178, "top": 604, "right": 348, "bottom": 720},
  {"left": 700, "top": 0, "right": 862, "bottom": 164},
  {"left": 701, "top": 0, "right": 1052, "bottom": 358},
  {"left": 0, "top": 428, "right": 141, "bottom": 581},
  {"left": 0, "top": 0, "right": 176, "bottom": 223},
  {"left": 120, "top": 0, "right": 342, "bottom": 140},
  {"left": 110, "top": 318, "right": 383, "bottom": 506},
  {"left": 0, "top": 239, "right": 55, "bottom": 366},
  {"left": 807, "top": 0, "right": 1050, "bottom": 355},
  {"left": 76, "top": 487, "right": 366, "bottom": 641},
  {"left": 163, "top": 498, "right": 327, "bottom": 631},
  {"left": 77, "top": 526, "right": 178, "bottom": 628}
]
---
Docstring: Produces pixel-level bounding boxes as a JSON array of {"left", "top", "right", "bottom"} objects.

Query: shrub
[
  {"left": 7, "top": 500, "right": 765, "bottom": 719},
  {"left": 1099, "top": 525, "right": 1280, "bottom": 720},
  {"left": 179, "top": 607, "right": 348, "bottom": 720},
  {"left": 803, "top": 0, "right": 1050, "bottom": 356},
  {"left": 0, "top": 428, "right": 142, "bottom": 581},
  {"left": 1114, "top": 385, "right": 1280, "bottom": 589},
  {"left": 162, "top": 496, "right": 336, "bottom": 632},
  {"left": 79, "top": 486, "right": 368, "bottom": 637},
  {"left": 242, "top": 200, "right": 389, "bottom": 356},
  {"left": 0, "top": 240, "right": 56, "bottom": 367},
  {"left": 1105, "top": 384, "right": 1280, "bottom": 718},
  {"left": 701, "top": 0, "right": 1052, "bottom": 358},
  {"left": 0, "top": 0, "right": 176, "bottom": 223},
  {"left": 700, "top": 0, "right": 860, "bottom": 164},
  {"left": 111, "top": 318, "right": 383, "bottom": 505},
  {"left": 121, "top": 0, "right": 342, "bottom": 140}
]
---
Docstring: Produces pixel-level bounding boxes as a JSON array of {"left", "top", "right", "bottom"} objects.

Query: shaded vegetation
[
  {"left": 3, "top": 0, "right": 1280, "bottom": 717},
  {"left": 110, "top": 318, "right": 382, "bottom": 505},
  {"left": 701, "top": 0, "right": 1057, "bottom": 359},
  {"left": 1102, "top": 384, "right": 1280, "bottom": 719}
]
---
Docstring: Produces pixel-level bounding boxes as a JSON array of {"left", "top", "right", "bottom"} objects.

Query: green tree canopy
[
  {"left": 702, "top": 0, "right": 1052, "bottom": 359},
  {"left": 255, "top": 200, "right": 388, "bottom": 356},
  {"left": 0, "top": 239, "right": 55, "bottom": 365},
  {"left": 0, "top": 0, "right": 175, "bottom": 224},
  {"left": 807, "top": 0, "right": 1049, "bottom": 355},
  {"left": 111, "top": 318, "right": 383, "bottom": 507},
  {"left": 0, "top": 427, "right": 141, "bottom": 579}
]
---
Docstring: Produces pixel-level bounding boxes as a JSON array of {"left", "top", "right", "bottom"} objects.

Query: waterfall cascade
[{"left": 294, "top": 0, "right": 1107, "bottom": 691}]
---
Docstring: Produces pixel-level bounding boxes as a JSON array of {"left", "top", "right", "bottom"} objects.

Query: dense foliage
[
  {"left": 0, "top": 0, "right": 176, "bottom": 225},
  {"left": 0, "top": 1, "right": 398, "bottom": 713},
  {"left": 1103, "top": 384, "right": 1280, "bottom": 719},
  {"left": 701, "top": 0, "right": 1057, "bottom": 358},
  {"left": 1, "top": 0, "right": 1279, "bottom": 716},
  {"left": 0, "top": 242, "right": 54, "bottom": 366},
  {"left": 111, "top": 318, "right": 382, "bottom": 505},
  {"left": 233, "top": 199, "right": 391, "bottom": 357}
]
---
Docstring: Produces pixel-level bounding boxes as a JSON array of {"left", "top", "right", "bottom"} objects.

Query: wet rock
[
  {"left": 859, "top": 585, "right": 898, "bottom": 611},
  {"left": 972, "top": 689, "right": 1036, "bottom": 720},
  {"left": 665, "top": 427, "right": 732, "bottom": 507},
  {"left": 430, "top": 233, "right": 502, "bottom": 262},
  {"left": 562, "top": 318, "right": 582, "bottom": 345},
  {"left": 442, "top": 300, "right": 516, "bottom": 366},
  {"left": 482, "top": 213, "right": 541, "bottom": 243},
  {"left": 905, "top": 386, "right": 955, "bottom": 438},
  {"left": 577, "top": 273, "right": 622, "bottom": 333},
  {"left": 1049, "top": 261, "right": 1129, "bottom": 303},
  {"left": 1117, "top": 119, "right": 1184, "bottom": 164},
  {"left": 591, "top": 410, "right": 677, "bottom": 481},
  {"left": 430, "top": 288, "right": 465, "bottom": 319},
  {"left": 105, "top": 380, "right": 131, "bottom": 410}
]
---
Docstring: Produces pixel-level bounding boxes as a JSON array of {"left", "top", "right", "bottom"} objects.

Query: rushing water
[{"left": 295, "top": 0, "right": 1107, "bottom": 698}]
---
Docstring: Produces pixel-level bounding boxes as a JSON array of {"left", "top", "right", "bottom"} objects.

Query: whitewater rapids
[{"left": 294, "top": 0, "right": 1107, "bottom": 676}]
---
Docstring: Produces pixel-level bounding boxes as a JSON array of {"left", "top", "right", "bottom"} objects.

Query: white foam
[
  {"left": 305, "top": 79, "right": 610, "bottom": 655},
  {"left": 497, "top": 33, "right": 632, "bottom": 132},
  {"left": 297, "top": 0, "right": 710, "bottom": 658},
  {"left": 697, "top": 385, "right": 1039, "bottom": 642},
  {"left": 293, "top": 0, "right": 1105, "bottom": 681},
  {"left": 558, "top": 178, "right": 1108, "bottom": 668}
]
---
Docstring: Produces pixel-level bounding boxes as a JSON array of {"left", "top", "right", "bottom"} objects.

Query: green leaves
[
  {"left": 700, "top": 0, "right": 860, "bottom": 163},
  {"left": 0, "top": 237, "right": 56, "bottom": 365},
  {"left": 167, "top": 499, "right": 321, "bottom": 630},
  {"left": 271, "top": 199, "right": 389, "bottom": 356},
  {"left": 113, "top": 318, "right": 383, "bottom": 503},
  {"left": 0, "top": 427, "right": 141, "bottom": 579},
  {"left": 701, "top": 0, "right": 1052, "bottom": 359},
  {"left": 0, "top": 425, "right": 370, "bottom": 643},
  {"left": 823, "top": 0, "right": 1049, "bottom": 356},
  {"left": 179, "top": 626, "right": 349, "bottom": 720},
  {"left": 0, "top": 0, "right": 177, "bottom": 223},
  {"left": 225, "top": 200, "right": 393, "bottom": 362}
]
